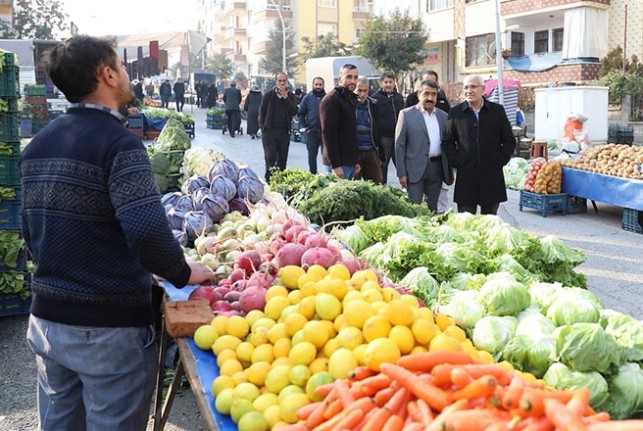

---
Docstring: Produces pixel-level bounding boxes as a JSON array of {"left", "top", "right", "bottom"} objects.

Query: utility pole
[{"left": 268, "top": 0, "right": 287, "bottom": 73}]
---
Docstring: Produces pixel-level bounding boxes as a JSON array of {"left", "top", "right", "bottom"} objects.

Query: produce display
[
  {"left": 559, "top": 144, "right": 643, "bottom": 180},
  {"left": 147, "top": 119, "right": 192, "bottom": 192},
  {"left": 523, "top": 160, "right": 545, "bottom": 193},
  {"left": 503, "top": 158, "right": 529, "bottom": 190},
  {"left": 142, "top": 107, "right": 194, "bottom": 125},
  {"left": 532, "top": 161, "right": 562, "bottom": 195}
]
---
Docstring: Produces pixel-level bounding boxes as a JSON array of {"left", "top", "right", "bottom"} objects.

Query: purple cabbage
[
  {"left": 228, "top": 197, "right": 249, "bottom": 215},
  {"left": 210, "top": 175, "right": 237, "bottom": 202},
  {"left": 208, "top": 159, "right": 240, "bottom": 185},
  {"left": 167, "top": 207, "right": 187, "bottom": 230},
  {"left": 174, "top": 195, "right": 195, "bottom": 213},
  {"left": 183, "top": 175, "right": 210, "bottom": 195},
  {"left": 161, "top": 191, "right": 183, "bottom": 207},
  {"left": 239, "top": 166, "right": 260, "bottom": 181},
  {"left": 172, "top": 229, "right": 188, "bottom": 247},
  {"left": 201, "top": 193, "right": 229, "bottom": 223},
  {"left": 183, "top": 210, "right": 214, "bottom": 239},
  {"left": 191, "top": 187, "right": 210, "bottom": 211},
  {"left": 237, "top": 175, "right": 264, "bottom": 204}
]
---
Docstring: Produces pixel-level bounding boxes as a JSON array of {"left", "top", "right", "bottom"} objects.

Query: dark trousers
[
  {"left": 226, "top": 110, "right": 240, "bottom": 136},
  {"left": 380, "top": 137, "right": 396, "bottom": 184},
  {"left": 262, "top": 128, "right": 290, "bottom": 182},
  {"left": 355, "top": 148, "right": 384, "bottom": 184},
  {"left": 458, "top": 203, "right": 500, "bottom": 215},
  {"left": 407, "top": 159, "right": 442, "bottom": 212},
  {"left": 175, "top": 95, "right": 184, "bottom": 112},
  {"left": 306, "top": 131, "right": 322, "bottom": 174},
  {"left": 161, "top": 96, "right": 170, "bottom": 109}
]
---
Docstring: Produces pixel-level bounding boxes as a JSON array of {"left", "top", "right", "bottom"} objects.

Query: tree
[
  {"left": 261, "top": 22, "right": 297, "bottom": 76},
  {"left": 600, "top": 46, "right": 642, "bottom": 77},
  {"left": 207, "top": 53, "right": 233, "bottom": 82},
  {"left": 1, "top": 0, "right": 68, "bottom": 40},
  {"left": 300, "top": 34, "right": 353, "bottom": 61},
  {"left": 356, "top": 10, "right": 428, "bottom": 87}
]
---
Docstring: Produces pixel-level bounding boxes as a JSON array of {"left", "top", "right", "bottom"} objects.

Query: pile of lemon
[{"left": 192, "top": 264, "right": 493, "bottom": 431}]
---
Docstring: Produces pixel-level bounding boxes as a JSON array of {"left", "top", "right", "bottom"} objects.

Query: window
[
  {"left": 356, "top": 27, "right": 365, "bottom": 39},
  {"left": 318, "top": 0, "right": 337, "bottom": 7},
  {"left": 427, "top": 0, "right": 453, "bottom": 12},
  {"left": 283, "top": 0, "right": 291, "bottom": 10},
  {"left": 511, "top": 32, "right": 524, "bottom": 57},
  {"left": 534, "top": 30, "right": 549, "bottom": 54},
  {"left": 354, "top": 0, "right": 372, "bottom": 12},
  {"left": 318, "top": 23, "right": 337, "bottom": 37},
  {"left": 465, "top": 33, "right": 495, "bottom": 67},
  {"left": 553, "top": 28, "right": 564, "bottom": 52}
]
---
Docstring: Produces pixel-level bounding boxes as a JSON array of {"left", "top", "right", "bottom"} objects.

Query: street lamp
[{"left": 267, "top": 0, "right": 287, "bottom": 73}]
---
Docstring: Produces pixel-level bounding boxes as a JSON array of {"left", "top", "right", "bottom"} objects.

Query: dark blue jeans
[{"left": 306, "top": 131, "right": 322, "bottom": 174}]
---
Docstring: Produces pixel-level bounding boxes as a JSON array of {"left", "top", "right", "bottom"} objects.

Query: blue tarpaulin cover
[
  {"left": 161, "top": 281, "right": 237, "bottom": 431},
  {"left": 145, "top": 116, "right": 168, "bottom": 132},
  {"left": 562, "top": 167, "right": 643, "bottom": 210},
  {"left": 506, "top": 53, "right": 563, "bottom": 72}
]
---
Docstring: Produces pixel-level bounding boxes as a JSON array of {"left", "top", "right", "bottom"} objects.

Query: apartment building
[
  {"left": 608, "top": 0, "right": 643, "bottom": 64},
  {"left": 0, "top": 0, "right": 13, "bottom": 28}
]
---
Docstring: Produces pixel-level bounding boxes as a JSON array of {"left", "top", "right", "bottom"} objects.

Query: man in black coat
[
  {"left": 442, "top": 75, "right": 515, "bottom": 215},
  {"left": 159, "top": 80, "right": 171, "bottom": 109},
  {"left": 173, "top": 78, "right": 185, "bottom": 112},
  {"left": 405, "top": 70, "right": 450, "bottom": 113},
  {"left": 259, "top": 72, "right": 298, "bottom": 181},
  {"left": 133, "top": 80, "right": 144, "bottom": 101},
  {"left": 223, "top": 81, "right": 242, "bottom": 137}
]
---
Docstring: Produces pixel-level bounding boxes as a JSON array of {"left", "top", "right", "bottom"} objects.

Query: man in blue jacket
[{"left": 297, "top": 77, "right": 326, "bottom": 174}]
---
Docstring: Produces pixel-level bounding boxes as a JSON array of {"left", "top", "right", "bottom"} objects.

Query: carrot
[
  {"left": 397, "top": 351, "right": 476, "bottom": 372},
  {"left": 361, "top": 407, "right": 392, "bottom": 431},
  {"left": 485, "top": 421, "right": 511, "bottom": 431},
  {"left": 519, "top": 417, "right": 555, "bottom": 431},
  {"left": 426, "top": 399, "right": 468, "bottom": 431},
  {"left": 587, "top": 420, "right": 643, "bottom": 431},
  {"left": 442, "top": 409, "right": 504, "bottom": 431},
  {"left": 416, "top": 398, "right": 434, "bottom": 425},
  {"left": 358, "top": 374, "right": 393, "bottom": 395},
  {"left": 582, "top": 412, "right": 610, "bottom": 424},
  {"left": 307, "top": 399, "right": 330, "bottom": 428},
  {"left": 349, "top": 366, "right": 377, "bottom": 381},
  {"left": 313, "top": 411, "right": 346, "bottom": 431},
  {"left": 382, "top": 414, "right": 405, "bottom": 431},
  {"left": 333, "top": 379, "right": 355, "bottom": 409},
  {"left": 315, "top": 382, "right": 336, "bottom": 397},
  {"left": 354, "top": 407, "right": 379, "bottom": 431},
  {"left": 298, "top": 401, "right": 322, "bottom": 420},
  {"left": 451, "top": 367, "right": 474, "bottom": 388},
  {"left": 452, "top": 375, "right": 498, "bottom": 401},
  {"left": 519, "top": 388, "right": 574, "bottom": 417},
  {"left": 502, "top": 376, "right": 526, "bottom": 409},
  {"left": 543, "top": 398, "right": 587, "bottom": 431},
  {"left": 385, "top": 387, "right": 409, "bottom": 415},
  {"left": 402, "top": 423, "right": 426, "bottom": 431},
  {"left": 462, "top": 364, "right": 512, "bottom": 384},
  {"left": 406, "top": 401, "right": 422, "bottom": 423},
  {"left": 276, "top": 424, "right": 308, "bottom": 431},
  {"left": 329, "top": 408, "right": 364, "bottom": 431},
  {"left": 323, "top": 399, "right": 343, "bottom": 420},
  {"left": 566, "top": 388, "right": 590, "bottom": 417},
  {"left": 374, "top": 387, "right": 397, "bottom": 407},
  {"left": 396, "top": 387, "right": 414, "bottom": 420},
  {"left": 431, "top": 364, "right": 459, "bottom": 387},
  {"left": 380, "top": 363, "right": 451, "bottom": 412}
]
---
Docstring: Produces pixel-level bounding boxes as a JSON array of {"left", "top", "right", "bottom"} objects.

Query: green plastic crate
[
  {"left": 0, "top": 114, "right": 20, "bottom": 141},
  {"left": 0, "top": 154, "right": 20, "bottom": 186},
  {"left": 0, "top": 60, "right": 20, "bottom": 98}
]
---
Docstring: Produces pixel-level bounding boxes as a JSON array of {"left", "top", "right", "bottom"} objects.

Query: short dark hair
[
  {"left": 424, "top": 70, "right": 439, "bottom": 81},
  {"left": 44, "top": 35, "right": 120, "bottom": 103},
  {"left": 340, "top": 64, "right": 358, "bottom": 73},
  {"left": 312, "top": 76, "right": 325, "bottom": 85},
  {"left": 381, "top": 71, "right": 395, "bottom": 80},
  {"left": 418, "top": 79, "right": 439, "bottom": 92}
]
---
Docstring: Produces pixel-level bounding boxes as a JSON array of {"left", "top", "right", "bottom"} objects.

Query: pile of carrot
[{"left": 279, "top": 351, "right": 643, "bottom": 431}]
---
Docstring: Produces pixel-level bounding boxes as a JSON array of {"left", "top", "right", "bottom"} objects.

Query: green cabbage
[
  {"left": 553, "top": 323, "right": 623, "bottom": 373},
  {"left": 515, "top": 311, "right": 556, "bottom": 339},
  {"left": 601, "top": 311, "right": 643, "bottom": 362},
  {"left": 150, "top": 152, "right": 170, "bottom": 175},
  {"left": 479, "top": 272, "right": 530, "bottom": 316},
  {"left": 502, "top": 335, "right": 555, "bottom": 378},
  {"left": 543, "top": 362, "right": 609, "bottom": 409},
  {"left": 603, "top": 363, "right": 643, "bottom": 419},
  {"left": 441, "top": 290, "right": 485, "bottom": 329},
  {"left": 529, "top": 282, "right": 564, "bottom": 313},
  {"left": 332, "top": 224, "right": 373, "bottom": 254},
  {"left": 399, "top": 267, "right": 441, "bottom": 308},
  {"left": 445, "top": 273, "right": 487, "bottom": 291},
  {"left": 472, "top": 315, "right": 518, "bottom": 355},
  {"left": 546, "top": 296, "right": 601, "bottom": 326},
  {"left": 539, "top": 235, "right": 586, "bottom": 266}
]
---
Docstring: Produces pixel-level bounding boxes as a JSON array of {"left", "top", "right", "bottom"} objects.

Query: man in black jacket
[
  {"left": 223, "top": 81, "right": 242, "bottom": 137},
  {"left": 258, "top": 72, "right": 298, "bottom": 181},
  {"left": 406, "top": 70, "right": 450, "bottom": 113},
  {"left": 371, "top": 71, "right": 405, "bottom": 184},
  {"left": 354, "top": 78, "right": 383, "bottom": 184},
  {"left": 159, "top": 80, "right": 171, "bottom": 109},
  {"left": 173, "top": 78, "right": 185, "bottom": 112}
]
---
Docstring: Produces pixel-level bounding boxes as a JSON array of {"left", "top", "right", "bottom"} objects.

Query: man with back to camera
[
  {"left": 159, "top": 79, "right": 171, "bottom": 109},
  {"left": 320, "top": 64, "right": 360, "bottom": 179},
  {"left": 19, "top": 35, "right": 215, "bottom": 431},
  {"left": 395, "top": 79, "right": 448, "bottom": 212},
  {"left": 297, "top": 76, "right": 326, "bottom": 174},
  {"left": 223, "top": 81, "right": 242, "bottom": 137},
  {"left": 371, "top": 71, "right": 405, "bottom": 184},
  {"left": 442, "top": 74, "right": 515, "bottom": 215},
  {"left": 259, "top": 72, "right": 298, "bottom": 181},
  {"left": 173, "top": 77, "right": 185, "bottom": 112}
]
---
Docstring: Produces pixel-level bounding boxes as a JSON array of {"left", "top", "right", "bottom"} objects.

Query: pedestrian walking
[
  {"left": 223, "top": 81, "right": 242, "bottom": 137},
  {"left": 297, "top": 77, "right": 326, "bottom": 174},
  {"left": 244, "top": 85, "right": 262, "bottom": 139},
  {"left": 160, "top": 80, "right": 171, "bottom": 109},
  {"left": 173, "top": 78, "right": 185, "bottom": 112}
]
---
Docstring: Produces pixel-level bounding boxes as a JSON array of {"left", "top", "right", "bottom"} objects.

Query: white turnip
[
  {"left": 300, "top": 247, "right": 336, "bottom": 269},
  {"left": 274, "top": 243, "right": 305, "bottom": 268},
  {"left": 239, "top": 285, "right": 267, "bottom": 313}
]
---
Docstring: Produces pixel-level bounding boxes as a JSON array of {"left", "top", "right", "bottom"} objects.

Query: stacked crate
[
  {"left": 0, "top": 50, "right": 31, "bottom": 316},
  {"left": 25, "top": 85, "right": 49, "bottom": 136}
]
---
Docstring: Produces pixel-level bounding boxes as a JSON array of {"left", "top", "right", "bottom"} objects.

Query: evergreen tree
[
  {"left": 300, "top": 34, "right": 353, "bottom": 61},
  {"left": 1, "top": 0, "right": 68, "bottom": 39},
  {"left": 261, "top": 22, "right": 297, "bottom": 76}
]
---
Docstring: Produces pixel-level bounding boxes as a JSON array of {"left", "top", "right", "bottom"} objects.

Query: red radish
[
  {"left": 281, "top": 218, "right": 296, "bottom": 233},
  {"left": 229, "top": 268, "right": 246, "bottom": 283},
  {"left": 230, "top": 301, "right": 241, "bottom": 311},
  {"left": 259, "top": 260, "right": 278, "bottom": 277},
  {"left": 230, "top": 280, "right": 247, "bottom": 292},
  {"left": 214, "top": 285, "right": 230, "bottom": 297},
  {"left": 188, "top": 285, "right": 216, "bottom": 304},
  {"left": 284, "top": 225, "right": 306, "bottom": 243},
  {"left": 300, "top": 247, "right": 336, "bottom": 269},
  {"left": 304, "top": 233, "right": 328, "bottom": 249},
  {"left": 325, "top": 244, "right": 342, "bottom": 261},
  {"left": 224, "top": 291, "right": 242, "bottom": 302},
  {"left": 253, "top": 241, "right": 270, "bottom": 256},
  {"left": 239, "top": 285, "right": 267, "bottom": 313},
  {"left": 236, "top": 250, "right": 262, "bottom": 274},
  {"left": 274, "top": 242, "right": 305, "bottom": 268},
  {"left": 340, "top": 257, "right": 361, "bottom": 275},
  {"left": 269, "top": 238, "right": 286, "bottom": 255},
  {"left": 211, "top": 300, "right": 233, "bottom": 313},
  {"left": 247, "top": 272, "right": 275, "bottom": 289},
  {"left": 260, "top": 253, "right": 274, "bottom": 263},
  {"left": 296, "top": 229, "right": 312, "bottom": 245}
]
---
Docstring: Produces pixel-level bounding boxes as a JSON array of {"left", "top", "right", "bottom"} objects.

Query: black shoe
[
  {"left": 230, "top": 134, "right": 235, "bottom": 138},
  {"left": 251, "top": 135, "right": 255, "bottom": 139}
]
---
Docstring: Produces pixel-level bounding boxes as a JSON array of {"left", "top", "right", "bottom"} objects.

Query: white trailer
[{"left": 304, "top": 56, "right": 381, "bottom": 93}]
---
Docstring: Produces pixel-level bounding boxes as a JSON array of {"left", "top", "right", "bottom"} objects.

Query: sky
[{"left": 62, "top": 0, "right": 199, "bottom": 37}]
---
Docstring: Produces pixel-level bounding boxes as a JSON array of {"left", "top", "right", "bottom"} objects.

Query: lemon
[
  {"left": 381, "top": 287, "right": 401, "bottom": 302},
  {"left": 353, "top": 269, "right": 378, "bottom": 282},
  {"left": 267, "top": 323, "right": 288, "bottom": 344},
  {"left": 299, "top": 281, "right": 317, "bottom": 297},
  {"left": 278, "top": 385, "right": 305, "bottom": 403},
  {"left": 212, "top": 334, "right": 242, "bottom": 356},
  {"left": 327, "top": 264, "right": 351, "bottom": 281},
  {"left": 309, "top": 357, "right": 329, "bottom": 374},
  {"left": 251, "top": 343, "right": 275, "bottom": 364},
  {"left": 307, "top": 264, "right": 327, "bottom": 279},
  {"left": 370, "top": 300, "right": 388, "bottom": 314},
  {"left": 266, "top": 285, "right": 289, "bottom": 302},
  {"left": 319, "top": 320, "right": 337, "bottom": 339},
  {"left": 297, "top": 273, "right": 321, "bottom": 290},
  {"left": 415, "top": 307, "right": 435, "bottom": 322},
  {"left": 411, "top": 345, "right": 428, "bottom": 354},
  {"left": 226, "top": 315, "right": 250, "bottom": 339},
  {"left": 364, "top": 338, "right": 401, "bottom": 371},
  {"left": 244, "top": 310, "right": 265, "bottom": 328},
  {"left": 342, "top": 290, "right": 365, "bottom": 306},
  {"left": 291, "top": 329, "right": 305, "bottom": 346},
  {"left": 236, "top": 342, "right": 255, "bottom": 363},
  {"left": 478, "top": 350, "right": 494, "bottom": 364},
  {"left": 252, "top": 317, "right": 276, "bottom": 331},
  {"left": 305, "top": 371, "right": 334, "bottom": 401},
  {"left": 271, "top": 357, "right": 293, "bottom": 368},
  {"left": 383, "top": 300, "right": 415, "bottom": 327},
  {"left": 234, "top": 382, "right": 261, "bottom": 402},
  {"left": 238, "top": 410, "right": 269, "bottom": 431},
  {"left": 302, "top": 321, "right": 329, "bottom": 349},
  {"left": 289, "top": 364, "right": 312, "bottom": 386},
  {"left": 343, "top": 300, "right": 374, "bottom": 328},
  {"left": 272, "top": 338, "right": 292, "bottom": 358},
  {"left": 212, "top": 375, "right": 235, "bottom": 396},
  {"left": 231, "top": 371, "right": 248, "bottom": 385},
  {"left": 435, "top": 313, "right": 456, "bottom": 331},
  {"left": 400, "top": 294, "right": 420, "bottom": 308},
  {"left": 264, "top": 296, "right": 291, "bottom": 321},
  {"left": 333, "top": 314, "right": 347, "bottom": 333},
  {"left": 193, "top": 325, "right": 219, "bottom": 350},
  {"left": 280, "top": 393, "right": 311, "bottom": 424},
  {"left": 297, "top": 296, "right": 317, "bottom": 320},
  {"left": 336, "top": 326, "right": 364, "bottom": 350},
  {"left": 444, "top": 325, "right": 467, "bottom": 342},
  {"left": 347, "top": 272, "right": 368, "bottom": 290},
  {"left": 314, "top": 278, "right": 333, "bottom": 295},
  {"left": 328, "top": 348, "right": 358, "bottom": 379},
  {"left": 230, "top": 398, "right": 255, "bottom": 424},
  {"left": 360, "top": 280, "right": 381, "bottom": 293},
  {"left": 411, "top": 318, "right": 438, "bottom": 345},
  {"left": 362, "top": 315, "right": 392, "bottom": 342},
  {"left": 352, "top": 344, "right": 368, "bottom": 366},
  {"left": 288, "top": 341, "right": 317, "bottom": 366},
  {"left": 362, "top": 288, "right": 383, "bottom": 303},
  {"left": 253, "top": 392, "right": 279, "bottom": 413},
  {"left": 246, "top": 361, "right": 271, "bottom": 386},
  {"left": 280, "top": 304, "right": 299, "bottom": 320},
  {"left": 389, "top": 325, "right": 415, "bottom": 354},
  {"left": 211, "top": 315, "right": 228, "bottom": 335},
  {"left": 328, "top": 278, "right": 348, "bottom": 300},
  {"left": 287, "top": 289, "right": 303, "bottom": 305},
  {"left": 214, "top": 388, "right": 236, "bottom": 414},
  {"left": 279, "top": 265, "right": 306, "bottom": 289},
  {"left": 429, "top": 333, "right": 463, "bottom": 352},
  {"left": 220, "top": 359, "right": 243, "bottom": 376},
  {"left": 217, "top": 349, "right": 237, "bottom": 368},
  {"left": 264, "top": 365, "right": 292, "bottom": 394},
  {"left": 263, "top": 404, "right": 282, "bottom": 428},
  {"left": 284, "top": 313, "right": 308, "bottom": 336},
  {"left": 322, "top": 337, "right": 341, "bottom": 358},
  {"left": 249, "top": 326, "right": 270, "bottom": 347}
]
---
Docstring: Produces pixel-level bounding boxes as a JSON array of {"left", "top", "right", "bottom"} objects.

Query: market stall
[{"left": 562, "top": 167, "right": 643, "bottom": 211}]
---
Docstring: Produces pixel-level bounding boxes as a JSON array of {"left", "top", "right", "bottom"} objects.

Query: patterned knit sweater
[{"left": 19, "top": 107, "right": 191, "bottom": 327}]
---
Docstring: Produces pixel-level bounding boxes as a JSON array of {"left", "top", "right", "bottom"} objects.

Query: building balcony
[
  {"left": 504, "top": 55, "right": 601, "bottom": 85},
  {"left": 353, "top": 6, "right": 372, "bottom": 20},
  {"left": 225, "top": 51, "right": 247, "bottom": 63},
  {"left": 254, "top": 7, "right": 293, "bottom": 20},
  {"left": 223, "top": 1, "right": 246, "bottom": 15},
  {"left": 225, "top": 27, "right": 246, "bottom": 39},
  {"left": 501, "top": 0, "right": 609, "bottom": 17}
]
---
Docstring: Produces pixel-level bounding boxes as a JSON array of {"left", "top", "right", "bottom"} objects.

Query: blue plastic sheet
[
  {"left": 160, "top": 281, "right": 237, "bottom": 431},
  {"left": 562, "top": 167, "right": 643, "bottom": 211},
  {"left": 145, "top": 116, "right": 168, "bottom": 132}
]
